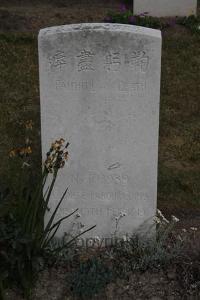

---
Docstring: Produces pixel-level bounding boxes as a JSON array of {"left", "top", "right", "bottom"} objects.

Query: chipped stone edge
[{"left": 38, "top": 23, "right": 161, "bottom": 40}]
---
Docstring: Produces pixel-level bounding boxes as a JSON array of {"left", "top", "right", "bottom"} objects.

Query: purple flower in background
[
  {"left": 138, "top": 11, "right": 149, "bottom": 17},
  {"left": 129, "top": 15, "right": 136, "bottom": 24},
  {"left": 104, "top": 16, "right": 112, "bottom": 22},
  {"left": 119, "top": 3, "right": 127, "bottom": 13},
  {"left": 167, "top": 18, "right": 176, "bottom": 27}
]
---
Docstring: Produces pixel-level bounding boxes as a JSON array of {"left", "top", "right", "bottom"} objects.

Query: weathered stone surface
[
  {"left": 38, "top": 23, "right": 161, "bottom": 239},
  {"left": 134, "top": 0, "right": 197, "bottom": 17}
]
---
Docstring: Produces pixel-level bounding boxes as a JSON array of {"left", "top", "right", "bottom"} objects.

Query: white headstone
[
  {"left": 134, "top": 0, "right": 197, "bottom": 17},
  {"left": 38, "top": 23, "right": 161, "bottom": 241}
]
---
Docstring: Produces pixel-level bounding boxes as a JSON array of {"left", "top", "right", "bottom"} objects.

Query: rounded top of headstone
[{"left": 38, "top": 23, "right": 161, "bottom": 39}]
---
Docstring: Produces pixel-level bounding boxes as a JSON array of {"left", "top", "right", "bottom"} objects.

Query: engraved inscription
[
  {"left": 118, "top": 81, "right": 146, "bottom": 94},
  {"left": 77, "top": 49, "right": 95, "bottom": 71},
  {"left": 68, "top": 172, "right": 129, "bottom": 185},
  {"left": 125, "top": 50, "right": 149, "bottom": 73},
  {"left": 66, "top": 190, "right": 148, "bottom": 203},
  {"left": 49, "top": 50, "right": 67, "bottom": 69},
  {"left": 56, "top": 80, "right": 94, "bottom": 91},
  {"left": 107, "top": 162, "right": 121, "bottom": 170},
  {"left": 59, "top": 206, "right": 145, "bottom": 218},
  {"left": 78, "top": 207, "right": 145, "bottom": 217},
  {"left": 92, "top": 113, "right": 114, "bottom": 131},
  {"left": 104, "top": 97, "right": 112, "bottom": 113},
  {"left": 55, "top": 79, "right": 145, "bottom": 96},
  {"left": 48, "top": 49, "right": 149, "bottom": 73},
  {"left": 104, "top": 51, "right": 121, "bottom": 71}
]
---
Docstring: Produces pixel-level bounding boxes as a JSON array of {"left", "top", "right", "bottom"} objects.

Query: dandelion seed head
[
  {"left": 190, "top": 227, "right": 197, "bottom": 231},
  {"left": 120, "top": 211, "right": 127, "bottom": 217},
  {"left": 94, "top": 236, "right": 100, "bottom": 242},
  {"left": 153, "top": 216, "right": 161, "bottom": 224},
  {"left": 171, "top": 215, "right": 180, "bottom": 223}
]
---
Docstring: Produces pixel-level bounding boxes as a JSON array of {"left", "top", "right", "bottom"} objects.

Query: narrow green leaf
[
  {"left": 43, "top": 187, "right": 69, "bottom": 237},
  {"left": 42, "top": 223, "right": 61, "bottom": 249},
  {"left": 48, "top": 208, "right": 78, "bottom": 232},
  {"left": 41, "top": 208, "right": 79, "bottom": 248}
]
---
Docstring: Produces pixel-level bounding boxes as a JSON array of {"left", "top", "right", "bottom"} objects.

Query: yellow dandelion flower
[
  {"left": 25, "top": 120, "right": 34, "bottom": 130},
  {"left": 9, "top": 149, "right": 16, "bottom": 157},
  {"left": 64, "top": 152, "right": 69, "bottom": 160},
  {"left": 25, "top": 146, "right": 32, "bottom": 154},
  {"left": 51, "top": 142, "right": 60, "bottom": 150},
  {"left": 59, "top": 161, "right": 65, "bottom": 168},
  {"left": 59, "top": 138, "right": 65, "bottom": 144}
]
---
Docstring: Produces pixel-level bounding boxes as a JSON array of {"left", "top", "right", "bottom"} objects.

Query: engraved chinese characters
[
  {"left": 39, "top": 23, "right": 162, "bottom": 238},
  {"left": 77, "top": 49, "right": 95, "bottom": 72}
]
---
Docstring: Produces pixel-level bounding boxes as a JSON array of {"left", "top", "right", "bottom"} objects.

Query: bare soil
[{"left": 4, "top": 239, "right": 200, "bottom": 300}]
